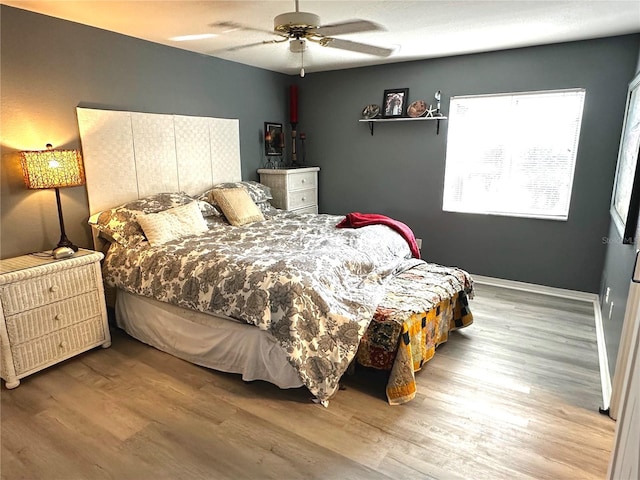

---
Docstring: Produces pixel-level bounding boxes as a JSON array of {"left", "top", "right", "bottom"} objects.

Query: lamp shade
[{"left": 20, "top": 147, "right": 85, "bottom": 189}]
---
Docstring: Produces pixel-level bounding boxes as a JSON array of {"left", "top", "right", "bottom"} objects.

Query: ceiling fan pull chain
[{"left": 300, "top": 48, "right": 305, "bottom": 77}]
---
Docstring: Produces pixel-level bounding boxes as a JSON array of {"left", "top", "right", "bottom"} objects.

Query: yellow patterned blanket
[{"left": 357, "top": 262, "right": 474, "bottom": 405}]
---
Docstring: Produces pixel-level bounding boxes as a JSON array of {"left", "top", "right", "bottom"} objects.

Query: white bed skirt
[{"left": 115, "top": 290, "right": 304, "bottom": 389}]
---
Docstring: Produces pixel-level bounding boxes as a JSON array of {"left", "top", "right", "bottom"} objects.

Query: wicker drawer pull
[
  {"left": 54, "top": 314, "right": 64, "bottom": 322},
  {"left": 59, "top": 341, "right": 67, "bottom": 349},
  {"left": 49, "top": 285, "right": 59, "bottom": 293}
]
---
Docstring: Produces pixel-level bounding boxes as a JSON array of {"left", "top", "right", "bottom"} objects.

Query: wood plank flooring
[{"left": 1, "top": 284, "right": 615, "bottom": 479}]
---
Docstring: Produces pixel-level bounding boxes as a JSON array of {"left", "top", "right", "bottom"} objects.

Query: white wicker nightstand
[
  {"left": 257, "top": 166, "right": 320, "bottom": 214},
  {"left": 0, "top": 249, "right": 111, "bottom": 389}
]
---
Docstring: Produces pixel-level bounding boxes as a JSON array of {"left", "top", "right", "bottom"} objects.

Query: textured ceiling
[{"left": 3, "top": 0, "right": 640, "bottom": 76}]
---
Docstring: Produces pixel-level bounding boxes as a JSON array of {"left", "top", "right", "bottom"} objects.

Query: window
[{"left": 443, "top": 89, "right": 585, "bottom": 220}]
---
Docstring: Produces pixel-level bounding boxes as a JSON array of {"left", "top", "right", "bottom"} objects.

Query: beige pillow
[
  {"left": 211, "top": 187, "right": 265, "bottom": 226},
  {"left": 137, "top": 201, "right": 208, "bottom": 246}
]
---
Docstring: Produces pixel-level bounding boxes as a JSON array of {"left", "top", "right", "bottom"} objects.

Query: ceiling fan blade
[
  {"left": 312, "top": 20, "right": 384, "bottom": 37},
  {"left": 320, "top": 37, "right": 394, "bottom": 57},
  {"left": 209, "top": 21, "right": 276, "bottom": 36},
  {"left": 222, "top": 37, "right": 288, "bottom": 52}
]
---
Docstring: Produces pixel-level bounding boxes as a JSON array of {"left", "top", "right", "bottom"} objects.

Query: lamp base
[
  {"left": 53, "top": 188, "right": 79, "bottom": 253},
  {"left": 54, "top": 235, "right": 77, "bottom": 259},
  {"left": 56, "top": 236, "right": 78, "bottom": 252}
]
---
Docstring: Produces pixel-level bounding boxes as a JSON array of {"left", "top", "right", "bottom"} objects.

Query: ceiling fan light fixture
[
  {"left": 290, "top": 39, "right": 307, "bottom": 53},
  {"left": 289, "top": 39, "right": 307, "bottom": 77}
]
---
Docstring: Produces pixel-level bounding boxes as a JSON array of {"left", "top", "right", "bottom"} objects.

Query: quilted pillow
[
  {"left": 257, "top": 201, "right": 278, "bottom": 216},
  {"left": 91, "top": 192, "right": 207, "bottom": 247},
  {"left": 211, "top": 187, "right": 265, "bottom": 226},
  {"left": 195, "top": 192, "right": 223, "bottom": 216},
  {"left": 200, "top": 181, "right": 272, "bottom": 206},
  {"left": 137, "top": 201, "right": 208, "bottom": 246},
  {"left": 196, "top": 199, "right": 220, "bottom": 218}
]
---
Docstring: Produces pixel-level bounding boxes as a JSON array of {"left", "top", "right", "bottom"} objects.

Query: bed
[{"left": 77, "top": 107, "right": 473, "bottom": 405}]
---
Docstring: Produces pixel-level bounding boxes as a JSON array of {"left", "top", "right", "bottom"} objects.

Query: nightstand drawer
[
  {"left": 288, "top": 171, "right": 317, "bottom": 190},
  {"left": 10, "top": 318, "right": 107, "bottom": 375},
  {"left": 288, "top": 188, "right": 317, "bottom": 209},
  {"left": 292, "top": 205, "right": 319, "bottom": 214},
  {"left": 4, "top": 291, "right": 103, "bottom": 345},
  {"left": 0, "top": 263, "right": 98, "bottom": 315}
]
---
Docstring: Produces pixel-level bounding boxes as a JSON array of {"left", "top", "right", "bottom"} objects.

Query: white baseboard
[
  {"left": 473, "top": 274, "right": 612, "bottom": 411},
  {"left": 472, "top": 274, "right": 598, "bottom": 302}
]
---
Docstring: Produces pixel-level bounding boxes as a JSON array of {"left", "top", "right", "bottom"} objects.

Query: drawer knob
[
  {"left": 301, "top": 179, "right": 306, "bottom": 183},
  {"left": 54, "top": 314, "right": 64, "bottom": 322},
  {"left": 50, "top": 285, "right": 59, "bottom": 293},
  {"left": 301, "top": 197, "right": 306, "bottom": 202},
  {"left": 59, "top": 341, "right": 67, "bottom": 349}
]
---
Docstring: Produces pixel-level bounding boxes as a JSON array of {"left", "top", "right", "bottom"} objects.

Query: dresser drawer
[
  {"left": 10, "top": 318, "right": 107, "bottom": 375},
  {"left": 288, "top": 171, "right": 317, "bottom": 190},
  {"left": 0, "top": 263, "right": 98, "bottom": 315},
  {"left": 288, "top": 188, "right": 317, "bottom": 209},
  {"left": 292, "top": 205, "right": 319, "bottom": 214},
  {"left": 4, "top": 291, "right": 103, "bottom": 345}
]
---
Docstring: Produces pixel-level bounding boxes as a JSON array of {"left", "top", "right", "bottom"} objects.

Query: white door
[{"left": 607, "top": 252, "right": 640, "bottom": 479}]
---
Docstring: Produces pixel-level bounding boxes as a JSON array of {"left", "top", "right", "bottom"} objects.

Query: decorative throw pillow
[
  {"left": 90, "top": 192, "right": 203, "bottom": 247},
  {"left": 196, "top": 199, "right": 220, "bottom": 218},
  {"left": 200, "top": 181, "right": 273, "bottom": 206},
  {"left": 211, "top": 187, "right": 265, "bottom": 226},
  {"left": 92, "top": 207, "right": 145, "bottom": 247},
  {"left": 137, "top": 201, "right": 209, "bottom": 246},
  {"left": 257, "top": 201, "right": 278, "bottom": 216}
]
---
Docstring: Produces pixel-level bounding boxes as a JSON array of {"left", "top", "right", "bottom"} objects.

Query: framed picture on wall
[
  {"left": 611, "top": 72, "right": 640, "bottom": 245},
  {"left": 382, "top": 88, "right": 409, "bottom": 118},
  {"left": 264, "top": 122, "right": 283, "bottom": 156}
]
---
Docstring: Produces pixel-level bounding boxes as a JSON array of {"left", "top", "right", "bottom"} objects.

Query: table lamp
[{"left": 20, "top": 144, "right": 86, "bottom": 257}]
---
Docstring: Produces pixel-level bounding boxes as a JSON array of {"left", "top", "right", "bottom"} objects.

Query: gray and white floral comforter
[{"left": 103, "top": 211, "right": 419, "bottom": 403}]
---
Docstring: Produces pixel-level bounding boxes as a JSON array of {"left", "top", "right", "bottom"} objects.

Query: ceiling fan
[{"left": 210, "top": 0, "right": 395, "bottom": 76}]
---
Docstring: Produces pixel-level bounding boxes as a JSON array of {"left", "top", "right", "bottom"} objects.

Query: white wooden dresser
[
  {"left": 0, "top": 249, "right": 111, "bottom": 389},
  {"left": 257, "top": 166, "right": 320, "bottom": 214}
]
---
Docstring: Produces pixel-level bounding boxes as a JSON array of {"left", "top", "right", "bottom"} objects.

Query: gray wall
[
  {"left": 2, "top": 5, "right": 639, "bottom": 298},
  {"left": 0, "top": 5, "right": 289, "bottom": 258},
  {"left": 299, "top": 35, "right": 640, "bottom": 293},
  {"left": 600, "top": 47, "right": 640, "bottom": 379}
]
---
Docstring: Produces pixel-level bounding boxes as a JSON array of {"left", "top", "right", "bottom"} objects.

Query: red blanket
[{"left": 336, "top": 212, "right": 421, "bottom": 259}]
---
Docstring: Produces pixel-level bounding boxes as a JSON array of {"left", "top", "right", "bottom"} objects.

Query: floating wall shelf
[{"left": 359, "top": 116, "right": 447, "bottom": 135}]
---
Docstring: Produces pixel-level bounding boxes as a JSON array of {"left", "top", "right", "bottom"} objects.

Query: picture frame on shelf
[
  {"left": 611, "top": 72, "right": 640, "bottom": 245},
  {"left": 264, "top": 122, "right": 284, "bottom": 156},
  {"left": 382, "top": 88, "right": 409, "bottom": 118}
]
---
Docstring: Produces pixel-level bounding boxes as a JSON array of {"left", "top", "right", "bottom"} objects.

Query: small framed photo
[
  {"left": 264, "top": 122, "right": 283, "bottom": 156},
  {"left": 382, "top": 88, "right": 409, "bottom": 118}
]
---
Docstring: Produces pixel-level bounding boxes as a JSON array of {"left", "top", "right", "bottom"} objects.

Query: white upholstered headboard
[{"left": 76, "top": 107, "right": 242, "bottom": 215}]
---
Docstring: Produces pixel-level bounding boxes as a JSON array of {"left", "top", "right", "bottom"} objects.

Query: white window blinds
[{"left": 443, "top": 89, "right": 586, "bottom": 220}]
